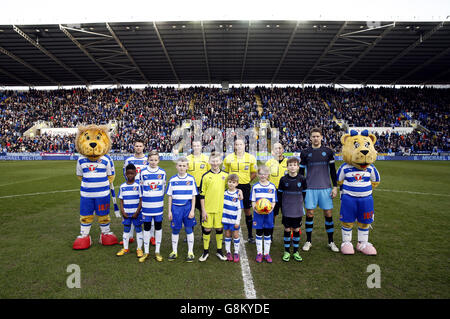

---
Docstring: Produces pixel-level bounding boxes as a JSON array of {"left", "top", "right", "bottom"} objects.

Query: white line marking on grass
[
  {"left": 0, "top": 176, "right": 52, "bottom": 187},
  {"left": 238, "top": 228, "right": 257, "bottom": 299},
  {"left": 375, "top": 188, "right": 450, "bottom": 197},
  {"left": 0, "top": 186, "right": 119, "bottom": 199},
  {"left": 0, "top": 188, "right": 79, "bottom": 199}
]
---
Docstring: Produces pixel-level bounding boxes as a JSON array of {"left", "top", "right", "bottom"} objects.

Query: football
[{"left": 255, "top": 198, "right": 272, "bottom": 214}]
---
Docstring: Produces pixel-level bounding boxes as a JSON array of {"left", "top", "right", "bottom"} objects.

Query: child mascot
[
  {"left": 337, "top": 129, "right": 380, "bottom": 255},
  {"left": 72, "top": 124, "right": 119, "bottom": 249}
]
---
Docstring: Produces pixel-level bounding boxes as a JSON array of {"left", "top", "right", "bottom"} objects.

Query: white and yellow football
[{"left": 255, "top": 198, "right": 272, "bottom": 214}]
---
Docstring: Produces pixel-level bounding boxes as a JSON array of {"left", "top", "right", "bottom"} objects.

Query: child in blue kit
[
  {"left": 222, "top": 174, "right": 243, "bottom": 263},
  {"left": 116, "top": 163, "right": 143, "bottom": 257},
  {"left": 166, "top": 157, "right": 198, "bottom": 262},
  {"left": 251, "top": 166, "right": 277, "bottom": 263}
]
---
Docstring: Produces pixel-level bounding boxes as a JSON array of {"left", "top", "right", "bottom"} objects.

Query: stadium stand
[{"left": 1, "top": 86, "right": 448, "bottom": 154}]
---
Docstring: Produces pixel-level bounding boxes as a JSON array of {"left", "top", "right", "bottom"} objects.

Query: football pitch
[{"left": 0, "top": 160, "right": 449, "bottom": 299}]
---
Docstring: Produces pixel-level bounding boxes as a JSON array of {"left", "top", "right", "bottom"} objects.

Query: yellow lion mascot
[
  {"left": 337, "top": 129, "right": 380, "bottom": 255},
  {"left": 72, "top": 124, "right": 118, "bottom": 249}
]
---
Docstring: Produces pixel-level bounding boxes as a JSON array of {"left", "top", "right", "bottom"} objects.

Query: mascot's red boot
[
  {"left": 73, "top": 235, "right": 92, "bottom": 250},
  {"left": 99, "top": 232, "right": 119, "bottom": 246}
]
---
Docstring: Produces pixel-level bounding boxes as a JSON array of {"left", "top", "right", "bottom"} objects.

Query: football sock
[
  {"left": 263, "top": 235, "right": 271, "bottom": 255},
  {"left": 203, "top": 229, "right": 211, "bottom": 250},
  {"left": 100, "top": 223, "right": 111, "bottom": 234},
  {"left": 292, "top": 231, "right": 300, "bottom": 253},
  {"left": 123, "top": 225, "right": 131, "bottom": 250},
  {"left": 171, "top": 233, "right": 179, "bottom": 254},
  {"left": 225, "top": 237, "right": 232, "bottom": 253},
  {"left": 342, "top": 226, "right": 352, "bottom": 243},
  {"left": 305, "top": 216, "right": 314, "bottom": 242},
  {"left": 186, "top": 232, "right": 194, "bottom": 254},
  {"left": 245, "top": 215, "right": 253, "bottom": 239},
  {"left": 216, "top": 229, "right": 223, "bottom": 250},
  {"left": 325, "top": 216, "right": 335, "bottom": 243},
  {"left": 256, "top": 235, "right": 263, "bottom": 254},
  {"left": 155, "top": 229, "right": 162, "bottom": 254},
  {"left": 284, "top": 231, "right": 291, "bottom": 253},
  {"left": 122, "top": 232, "right": 130, "bottom": 250},
  {"left": 143, "top": 230, "right": 151, "bottom": 254},
  {"left": 233, "top": 238, "right": 240, "bottom": 254},
  {"left": 129, "top": 223, "right": 135, "bottom": 239},
  {"left": 358, "top": 226, "right": 369, "bottom": 244},
  {"left": 80, "top": 224, "right": 91, "bottom": 237},
  {"left": 136, "top": 230, "right": 143, "bottom": 250},
  {"left": 150, "top": 219, "right": 155, "bottom": 239}
]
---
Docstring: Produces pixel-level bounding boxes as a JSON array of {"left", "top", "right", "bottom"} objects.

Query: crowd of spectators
[
  {"left": 1, "top": 86, "right": 448, "bottom": 155},
  {"left": 318, "top": 86, "right": 449, "bottom": 153},
  {"left": 256, "top": 86, "right": 343, "bottom": 152}
]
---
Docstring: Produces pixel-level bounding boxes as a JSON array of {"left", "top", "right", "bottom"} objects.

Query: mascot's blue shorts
[
  {"left": 339, "top": 194, "right": 374, "bottom": 224},
  {"left": 80, "top": 195, "right": 110, "bottom": 216}
]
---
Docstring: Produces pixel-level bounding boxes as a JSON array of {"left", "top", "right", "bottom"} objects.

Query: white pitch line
[
  {"left": 0, "top": 187, "right": 259, "bottom": 298},
  {"left": 0, "top": 188, "right": 80, "bottom": 199},
  {"left": 375, "top": 188, "right": 450, "bottom": 197},
  {"left": 0, "top": 186, "right": 120, "bottom": 199},
  {"left": 238, "top": 228, "right": 257, "bottom": 299}
]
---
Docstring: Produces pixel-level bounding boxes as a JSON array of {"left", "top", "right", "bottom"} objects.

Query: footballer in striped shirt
[{"left": 123, "top": 140, "right": 148, "bottom": 181}]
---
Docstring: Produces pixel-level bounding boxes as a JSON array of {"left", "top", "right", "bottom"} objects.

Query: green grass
[{"left": 0, "top": 160, "right": 449, "bottom": 299}]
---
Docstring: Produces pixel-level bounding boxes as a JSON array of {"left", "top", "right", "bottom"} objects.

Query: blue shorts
[
  {"left": 80, "top": 195, "right": 110, "bottom": 216},
  {"left": 141, "top": 214, "right": 163, "bottom": 223},
  {"left": 223, "top": 223, "right": 240, "bottom": 231},
  {"left": 122, "top": 214, "right": 143, "bottom": 227},
  {"left": 252, "top": 211, "right": 274, "bottom": 229},
  {"left": 339, "top": 194, "right": 374, "bottom": 224},
  {"left": 305, "top": 188, "right": 333, "bottom": 210},
  {"left": 171, "top": 203, "right": 197, "bottom": 230}
]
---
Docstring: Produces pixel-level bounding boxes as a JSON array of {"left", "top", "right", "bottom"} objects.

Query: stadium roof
[{"left": 0, "top": 3, "right": 449, "bottom": 87}]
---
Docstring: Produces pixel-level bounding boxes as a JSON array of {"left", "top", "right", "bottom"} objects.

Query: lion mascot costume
[
  {"left": 72, "top": 124, "right": 119, "bottom": 249},
  {"left": 337, "top": 129, "right": 380, "bottom": 255}
]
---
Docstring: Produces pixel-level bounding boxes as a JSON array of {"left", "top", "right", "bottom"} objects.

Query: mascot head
[
  {"left": 75, "top": 124, "right": 112, "bottom": 161},
  {"left": 341, "top": 129, "right": 377, "bottom": 170}
]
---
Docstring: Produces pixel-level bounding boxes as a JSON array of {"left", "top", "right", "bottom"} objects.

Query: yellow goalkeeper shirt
[
  {"left": 223, "top": 152, "right": 257, "bottom": 185},
  {"left": 265, "top": 157, "right": 288, "bottom": 188},
  {"left": 187, "top": 153, "right": 210, "bottom": 187},
  {"left": 200, "top": 169, "right": 229, "bottom": 213}
]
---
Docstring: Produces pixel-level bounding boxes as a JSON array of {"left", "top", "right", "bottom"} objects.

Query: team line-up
[{"left": 76, "top": 128, "right": 380, "bottom": 263}]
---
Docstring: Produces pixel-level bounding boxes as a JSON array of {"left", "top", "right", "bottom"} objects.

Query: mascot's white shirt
[
  {"left": 337, "top": 163, "right": 380, "bottom": 197},
  {"left": 76, "top": 155, "right": 114, "bottom": 198}
]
